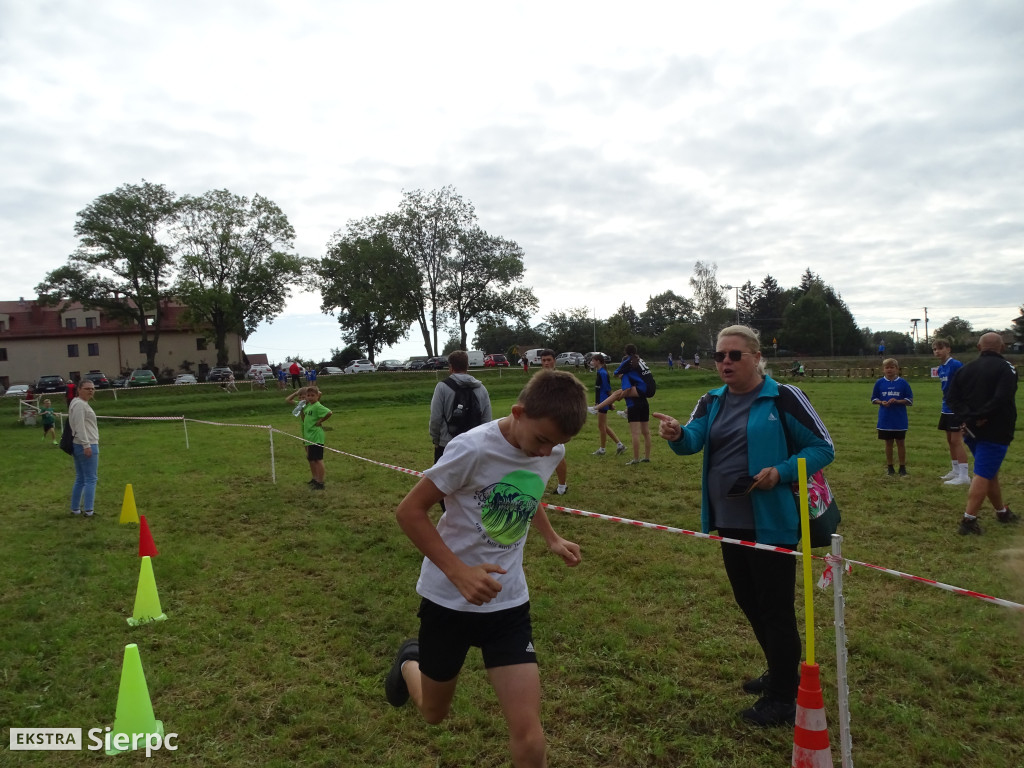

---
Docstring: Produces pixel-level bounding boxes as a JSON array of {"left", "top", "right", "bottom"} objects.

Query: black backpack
[
  {"left": 636, "top": 357, "right": 657, "bottom": 398},
  {"left": 443, "top": 378, "right": 483, "bottom": 437}
]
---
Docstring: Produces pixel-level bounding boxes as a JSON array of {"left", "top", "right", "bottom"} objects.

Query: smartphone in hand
[{"left": 726, "top": 475, "right": 757, "bottom": 498}]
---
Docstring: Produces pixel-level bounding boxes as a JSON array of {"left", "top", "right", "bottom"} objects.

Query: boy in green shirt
[
  {"left": 40, "top": 399, "right": 57, "bottom": 444},
  {"left": 299, "top": 387, "right": 332, "bottom": 490}
]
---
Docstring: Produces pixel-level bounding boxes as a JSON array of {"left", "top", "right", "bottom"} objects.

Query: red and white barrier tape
[{"left": 64, "top": 413, "right": 1024, "bottom": 612}]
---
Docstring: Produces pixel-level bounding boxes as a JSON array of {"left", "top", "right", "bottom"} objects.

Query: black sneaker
[
  {"left": 887, "top": 466, "right": 896, "bottom": 476},
  {"left": 898, "top": 466, "right": 908, "bottom": 477},
  {"left": 311, "top": 481, "right": 325, "bottom": 491},
  {"left": 385, "top": 639, "right": 419, "bottom": 707},
  {"left": 742, "top": 671, "right": 770, "bottom": 695},
  {"left": 957, "top": 516, "right": 983, "bottom": 535},
  {"left": 740, "top": 695, "right": 796, "bottom": 727},
  {"left": 996, "top": 507, "right": 1019, "bottom": 524}
]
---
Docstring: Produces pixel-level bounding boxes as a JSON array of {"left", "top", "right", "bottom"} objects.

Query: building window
[
  {"left": 0, "top": 348, "right": 7, "bottom": 361},
  {"left": 196, "top": 338, "right": 208, "bottom": 351},
  {"left": 146, "top": 316, "right": 155, "bottom": 327},
  {"left": 88, "top": 343, "right": 99, "bottom": 356},
  {"left": 68, "top": 344, "right": 79, "bottom": 357},
  {"left": 66, "top": 318, "right": 77, "bottom": 330},
  {"left": 86, "top": 317, "right": 96, "bottom": 329},
  {"left": 0, "top": 320, "right": 6, "bottom": 331}
]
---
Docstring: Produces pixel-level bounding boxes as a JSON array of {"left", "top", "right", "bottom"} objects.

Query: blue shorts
[{"left": 964, "top": 438, "right": 1008, "bottom": 480}]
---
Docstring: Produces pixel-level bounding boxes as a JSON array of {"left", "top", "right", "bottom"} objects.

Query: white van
[
  {"left": 466, "top": 350, "right": 485, "bottom": 368},
  {"left": 523, "top": 348, "right": 546, "bottom": 366}
]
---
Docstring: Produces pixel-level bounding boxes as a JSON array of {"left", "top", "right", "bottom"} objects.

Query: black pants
[
  {"left": 718, "top": 528, "right": 801, "bottom": 700},
  {"left": 291, "top": 373, "right": 301, "bottom": 388}
]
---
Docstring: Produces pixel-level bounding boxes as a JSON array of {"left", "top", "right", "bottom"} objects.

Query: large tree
[
  {"left": 689, "top": 260, "right": 729, "bottom": 347},
  {"left": 372, "top": 186, "right": 476, "bottom": 355},
  {"left": 36, "top": 180, "right": 178, "bottom": 370},
  {"left": 317, "top": 232, "right": 420, "bottom": 363},
  {"left": 172, "top": 190, "right": 304, "bottom": 365},
  {"left": 932, "top": 316, "right": 974, "bottom": 351},
  {"left": 443, "top": 226, "right": 537, "bottom": 350},
  {"left": 637, "top": 290, "right": 695, "bottom": 337}
]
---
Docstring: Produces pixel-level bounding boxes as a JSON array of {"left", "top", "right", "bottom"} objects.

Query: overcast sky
[{"left": 2, "top": 0, "right": 1021, "bottom": 363}]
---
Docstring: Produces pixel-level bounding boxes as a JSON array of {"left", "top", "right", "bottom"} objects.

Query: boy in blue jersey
[
  {"left": 871, "top": 358, "right": 913, "bottom": 476},
  {"left": 932, "top": 339, "right": 970, "bottom": 485}
]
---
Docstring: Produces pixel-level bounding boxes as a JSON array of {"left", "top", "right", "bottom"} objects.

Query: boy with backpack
[
  {"left": 386, "top": 369, "right": 588, "bottom": 768},
  {"left": 429, "top": 350, "right": 492, "bottom": 465}
]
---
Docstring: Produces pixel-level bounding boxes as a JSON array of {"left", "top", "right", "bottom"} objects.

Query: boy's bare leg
[
  {"left": 488, "top": 663, "right": 546, "bottom": 768},
  {"left": 896, "top": 439, "right": 906, "bottom": 466},
  {"left": 628, "top": 421, "right": 643, "bottom": 460},
  {"left": 403, "top": 661, "right": 459, "bottom": 725},
  {"left": 884, "top": 439, "right": 894, "bottom": 465}
]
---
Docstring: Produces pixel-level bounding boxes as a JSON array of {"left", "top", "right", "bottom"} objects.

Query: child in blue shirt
[{"left": 871, "top": 358, "right": 913, "bottom": 476}]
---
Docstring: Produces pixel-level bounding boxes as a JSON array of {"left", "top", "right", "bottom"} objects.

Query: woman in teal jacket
[{"left": 654, "top": 325, "right": 834, "bottom": 727}]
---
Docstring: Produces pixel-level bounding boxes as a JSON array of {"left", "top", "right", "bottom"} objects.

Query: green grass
[{"left": 1, "top": 369, "right": 1022, "bottom": 767}]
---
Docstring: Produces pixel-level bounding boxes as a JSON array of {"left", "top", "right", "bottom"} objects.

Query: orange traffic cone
[
  {"left": 139, "top": 515, "right": 159, "bottom": 558},
  {"left": 792, "top": 662, "right": 833, "bottom": 768}
]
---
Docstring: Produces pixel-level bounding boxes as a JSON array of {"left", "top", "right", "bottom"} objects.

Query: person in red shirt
[
  {"left": 288, "top": 360, "right": 303, "bottom": 389},
  {"left": 66, "top": 377, "right": 77, "bottom": 406}
]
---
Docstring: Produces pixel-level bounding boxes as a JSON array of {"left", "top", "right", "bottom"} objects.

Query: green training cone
[
  {"left": 127, "top": 555, "right": 167, "bottom": 626},
  {"left": 106, "top": 643, "right": 164, "bottom": 755}
]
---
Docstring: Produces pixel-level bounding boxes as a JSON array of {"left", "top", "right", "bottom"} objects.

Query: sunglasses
[{"left": 713, "top": 350, "right": 748, "bottom": 363}]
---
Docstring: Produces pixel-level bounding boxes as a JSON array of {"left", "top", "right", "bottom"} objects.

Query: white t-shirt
[{"left": 418, "top": 419, "right": 565, "bottom": 612}]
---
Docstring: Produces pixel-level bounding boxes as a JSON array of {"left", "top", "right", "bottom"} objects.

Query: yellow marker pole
[{"left": 797, "top": 457, "right": 815, "bottom": 665}]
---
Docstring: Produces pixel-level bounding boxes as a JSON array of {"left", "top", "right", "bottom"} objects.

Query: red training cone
[
  {"left": 138, "top": 515, "right": 159, "bottom": 558},
  {"left": 791, "top": 662, "right": 833, "bottom": 768}
]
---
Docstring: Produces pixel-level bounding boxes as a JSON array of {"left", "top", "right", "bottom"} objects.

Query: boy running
[
  {"left": 41, "top": 398, "right": 57, "bottom": 444},
  {"left": 385, "top": 370, "right": 588, "bottom": 768}
]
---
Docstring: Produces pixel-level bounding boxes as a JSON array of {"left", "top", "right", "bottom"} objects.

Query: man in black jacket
[{"left": 948, "top": 332, "right": 1018, "bottom": 534}]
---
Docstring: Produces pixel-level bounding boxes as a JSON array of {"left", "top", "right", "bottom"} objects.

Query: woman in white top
[{"left": 68, "top": 380, "right": 100, "bottom": 517}]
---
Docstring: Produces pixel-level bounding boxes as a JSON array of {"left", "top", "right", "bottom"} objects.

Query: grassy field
[{"left": 1, "top": 368, "right": 1022, "bottom": 767}]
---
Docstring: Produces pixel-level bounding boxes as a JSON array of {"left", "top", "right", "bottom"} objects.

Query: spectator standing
[
  {"left": 429, "top": 350, "right": 492, "bottom": 465},
  {"left": 871, "top": 358, "right": 913, "bottom": 476},
  {"left": 667, "top": 352, "right": 674, "bottom": 370},
  {"left": 653, "top": 325, "right": 834, "bottom": 726},
  {"left": 540, "top": 350, "right": 570, "bottom": 493},
  {"left": 69, "top": 380, "right": 100, "bottom": 517},
  {"left": 289, "top": 360, "right": 303, "bottom": 389},
  {"left": 931, "top": 338, "right": 970, "bottom": 486},
  {"left": 949, "top": 332, "right": 1018, "bottom": 534}
]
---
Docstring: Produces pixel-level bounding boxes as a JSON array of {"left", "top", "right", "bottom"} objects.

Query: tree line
[{"left": 36, "top": 180, "right": 1022, "bottom": 370}]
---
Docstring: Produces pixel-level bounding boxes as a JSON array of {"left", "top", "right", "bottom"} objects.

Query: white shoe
[
  {"left": 939, "top": 469, "right": 956, "bottom": 481},
  {"left": 555, "top": 484, "right": 568, "bottom": 495},
  {"left": 592, "top": 447, "right": 606, "bottom": 456},
  {"left": 944, "top": 476, "right": 971, "bottom": 486},
  {"left": 617, "top": 410, "right": 628, "bottom": 419},
  {"left": 587, "top": 406, "right": 599, "bottom": 415},
  {"left": 615, "top": 442, "right": 626, "bottom": 455}
]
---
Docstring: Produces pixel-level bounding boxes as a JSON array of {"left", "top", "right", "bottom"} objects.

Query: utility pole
[{"left": 923, "top": 307, "right": 929, "bottom": 343}]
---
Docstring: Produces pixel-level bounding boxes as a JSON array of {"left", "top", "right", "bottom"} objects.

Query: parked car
[
  {"left": 111, "top": 377, "right": 127, "bottom": 388},
  {"left": 466, "top": 350, "right": 485, "bottom": 367},
  {"left": 423, "top": 356, "right": 448, "bottom": 370},
  {"left": 343, "top": 359, "right": 376, "bottom": 374},
  {"left": 555, "top": 352, "right": 585, "bottom": 367},
  {"left": 127, "top": 369, "right": 158, "bottom": 386},
  {"left": 174, "top": 373, "right": 198, "bottom": 385},
  {"left": 375, "top": 359, "right": 405, "bottom": 371},
  {"left": 319, "top": 366, "right": 344, "bottom": 376},
  {"left": 35, "top": 375, "right": 66, "bottom": 393},
  {"left": 4, "top": 384, "right": 30, "bottom": 398},
  {"left": 82, "top": 371, "right": 111, "bottom": 388},
  {"left": 522, "top": 349, "right": 546, "bottom": 366},
  {"left": 404, "top": 359, "right": 427, "bottom": 371},
  {"left": 246, "top": 364, "right": 273, "bottom": 379},
  {"left": 206, "top": 367, "right": 233, "bottom": 382},
  {"left": 483, "top": 354, "right": 510, "bottom": 367}
]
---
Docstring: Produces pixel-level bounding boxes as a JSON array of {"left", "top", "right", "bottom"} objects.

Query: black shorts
[
  {"left": 42, "top": 422, "right": 54, "bottom": 433},
  {"left": 937, "top": 413, "right": 963, "bottom": 431},
  {"left": 306, "top": 443, "right": 324, "bottom": 461},
  {"left": 877, "top": 429, "right": 906, "bottom": 441},
  {"left": 627, "top": 398, "right": 650, "bottom": 423},
  {"left": 416, "top": 598, "right": 536, "bottom": 682}
]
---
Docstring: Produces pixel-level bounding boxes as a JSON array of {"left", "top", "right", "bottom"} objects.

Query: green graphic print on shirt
[{"left": 476, "top": 469, "right": 545, "bottom": 545}]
